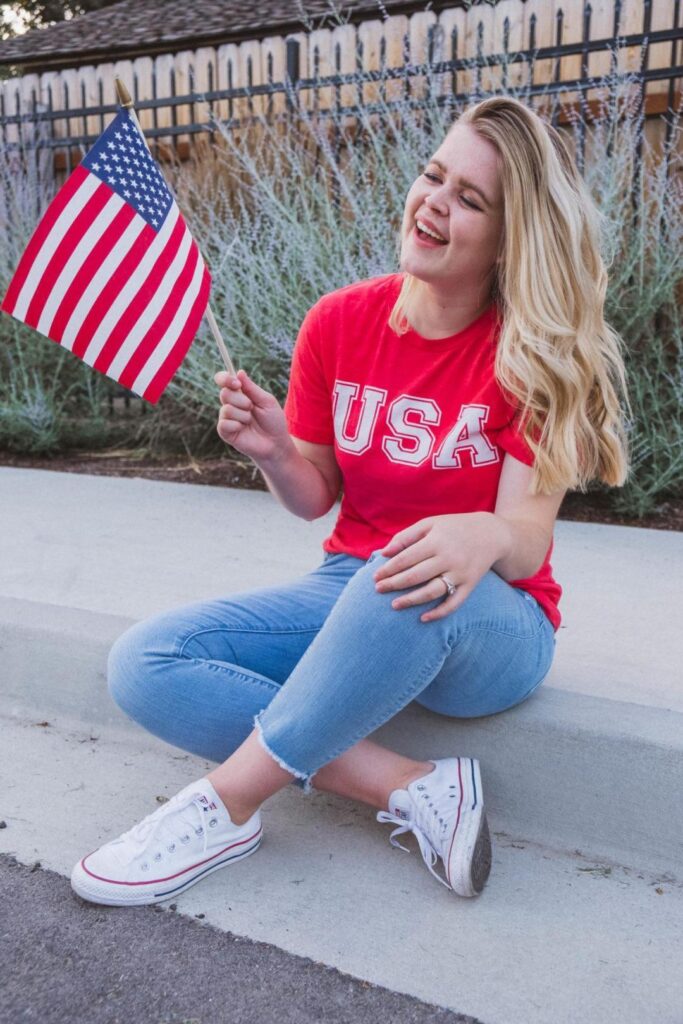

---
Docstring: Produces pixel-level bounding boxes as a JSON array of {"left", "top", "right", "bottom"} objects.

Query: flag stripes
[{"left": 1, "top": 108, "right": 211, "bottom": 403}]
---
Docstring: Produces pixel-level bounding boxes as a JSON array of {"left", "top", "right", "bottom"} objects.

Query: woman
[{"left": 71, "top": 96, "right": 630, "bottom": 907}]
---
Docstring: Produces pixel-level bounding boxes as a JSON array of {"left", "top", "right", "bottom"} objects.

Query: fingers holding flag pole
[{"left": 114, "top": 75, "right": 236, "bottom": 379}]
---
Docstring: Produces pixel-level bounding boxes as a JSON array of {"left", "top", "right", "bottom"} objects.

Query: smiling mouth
[{"left": 414, "top": 218, "right": 448, "bottom": 244}]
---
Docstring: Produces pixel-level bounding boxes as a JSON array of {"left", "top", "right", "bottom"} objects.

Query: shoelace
[
  {"left": 113, "top": 791, "right": 210, "bottom": 865},
  {"left": 376, "top": 808, "right": 453, "bottom": 890}
]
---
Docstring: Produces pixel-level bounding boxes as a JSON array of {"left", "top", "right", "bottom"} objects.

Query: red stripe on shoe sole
[{"left": 80, "top": 824, "right": 262, "bottom": 886}]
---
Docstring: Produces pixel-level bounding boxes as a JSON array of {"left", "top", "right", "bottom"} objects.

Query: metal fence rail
[{"left": 1, "top": 0, "right": 681, "bottom": 182}]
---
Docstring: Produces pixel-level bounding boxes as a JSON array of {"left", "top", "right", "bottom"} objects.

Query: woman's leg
[
  {"left": 107, "top": 552, "right": 432, "bottom": 819},
  {"left": 212, "top": 549, "right": 556, "bottom": 806}
]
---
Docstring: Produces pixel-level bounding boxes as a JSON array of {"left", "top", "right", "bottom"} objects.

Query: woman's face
[{"left": 399, "top": 122, "right": 504, "bottom": 298}]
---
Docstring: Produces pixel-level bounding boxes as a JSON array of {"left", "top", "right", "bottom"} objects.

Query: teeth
[{"left": 416, "top": 219, "right": 447, "bottom": 243}]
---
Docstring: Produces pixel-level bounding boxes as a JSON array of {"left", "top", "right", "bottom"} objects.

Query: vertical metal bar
[
  {"left": 15, "top": 88, "right": 22, "bottom": 158},
  {"left": 606, "top": 0, "right": 622, "bottom": 160},
  {"left": 32, "top": 86, "right": 40, "bottom": 217},
  {"left": 502, "top": 17, "right": 510, "bottom": 93},
  {"left": 97, "top": 77, "right": 104, "bottom": 134},
  {"left": 380, "top": 35, "right": 387, "bottom": 108},
  {"left": 635, "top": 0, "right": 652, "bottom": 172},
  {"left": 190, "top": 63, "right": 197, "bottom": 125},
  {"left": 207, "top": 60, "right": 216, "bottom": 144},
  {"left": 663, "top": 0, "right": 680, "bottom": 157},
  {"left": 0, "top": 90, "right": 7, "bottom": 157},
  {"left": 451, "top": 26, "right": 459, "bottom": 99},
  {"left": 63, "top": 79, "right": 72, "bottom": 175},
  {"left": 475, "top": 21, "right": 483, "bottom": 100},
  {"left": 285, "top": 37, "right": 300, "bottom": 114},
  {"left": 552, "top": 9, "right": 564, "bottom": 125},
  {"left": 611, "top": 0, "right": 622, "bottom": 78},
  {"left": 170, "top": 66, "right": 178, "bottom": 156},
  {"left": 266, "top": 51, "right": 274, "bottom": 122},
  {"left": 47, "top": 81, "right": 56, "bottom": 192},
  {"left": 151, "top": 61, "right": 159, "bottom": 160},
  {"left": 312, "top": 46, "right": 319, "bottom": 117},
  {"left": 80, "top": 78, "right": 88, "bottom": 155},
  {"left": 426, "top": 23, "right": 434, "bottom": 106},
  {"left": 576, "top": 0, "right": 592, "bottom": 173},
  {"left": 333, "top": 39, "right": 342, "bottom": 211},
  {"left": 528, "top": 13, "right": 536, "bottom": 99},
  {"left": 227, "top": 59, "right": 234, "bottom": 124},
  {"left": 403, "top": 30, "right": 410, "bottom": 102}
]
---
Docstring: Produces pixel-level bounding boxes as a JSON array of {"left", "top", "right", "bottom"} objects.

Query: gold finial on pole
[{"left": 114, "top": 76, "right": 133, "bottom": 109}]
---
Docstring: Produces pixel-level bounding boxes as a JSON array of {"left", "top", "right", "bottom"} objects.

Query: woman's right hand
[{"left": 214, "top": 369, "right": 291, "bottom": 465}]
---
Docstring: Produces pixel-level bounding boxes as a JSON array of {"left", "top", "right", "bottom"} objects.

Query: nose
[{"left": 424, "top": 189, "right": 448, "bottom": 216}]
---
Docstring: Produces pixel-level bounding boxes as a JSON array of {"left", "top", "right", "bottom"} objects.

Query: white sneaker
[
  {"left": 376, "top": 757, "right": 492, "bottom": 897},
  {"left": 71, "top": 777, "right": 263, "bottom": 907}
]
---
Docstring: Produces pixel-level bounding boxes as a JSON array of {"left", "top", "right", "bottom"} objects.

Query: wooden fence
[{"left": 1, "top": 0, "right": 681, "bottom": 186}]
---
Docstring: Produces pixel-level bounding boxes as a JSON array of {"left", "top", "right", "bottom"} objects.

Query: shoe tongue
[
  {"left": 387, "top": 787, "right": 412, "bottom": 821},
  {"left": 174, "top": 776, "right": 222, "bottom": 812}
]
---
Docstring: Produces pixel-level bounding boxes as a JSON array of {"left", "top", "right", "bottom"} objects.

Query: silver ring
[{"left": 439, "top": 574, "right": 457, "bottom": 598}]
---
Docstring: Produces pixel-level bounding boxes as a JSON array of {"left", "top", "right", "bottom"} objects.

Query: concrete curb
[{"left": 3, "top": 593, "right": 681, "bottom": 877}]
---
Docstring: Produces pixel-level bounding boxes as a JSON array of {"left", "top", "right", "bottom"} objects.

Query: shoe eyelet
[
  {"left": 450, "top": 794, "right": 456, "bottom": 798},
  {"left": 141, "top": 862, "right": 149, "bottom": 871},
  {"left": 416, "top": 784, "right": 425, "bottom": 791},
  {"left": 209, "top": 818, "right": 218, "bottom": 828},
  {"left": 180, "top": 834, "right": 190, "bottom": 844},
  {"left": 153, "top": 852, "right": 162, "bottom": 862},
  {"left": 195, "top": 827, "right": 204, "bottom": 836},
  {"left": 167, "top": 844, "right": 176, "bottom": 853},
  {"left": 449, "top": 785, "right": 456, "bottom": 789}
]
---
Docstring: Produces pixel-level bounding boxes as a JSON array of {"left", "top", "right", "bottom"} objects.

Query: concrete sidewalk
[{"left": 1, "top": 467, "right": 682, "bottom": 1024}]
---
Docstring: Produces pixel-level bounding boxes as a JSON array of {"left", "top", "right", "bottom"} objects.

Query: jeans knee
[{"left": 107, "top": 619, "right": 156, "bottom": 718}]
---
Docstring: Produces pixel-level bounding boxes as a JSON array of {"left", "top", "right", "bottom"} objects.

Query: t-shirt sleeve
[
  {"left": 496, "top": 408, "right": 538, "bottom": 466},
  {"left": 283, "top": 302, "right": 335, "bottom": 445}
]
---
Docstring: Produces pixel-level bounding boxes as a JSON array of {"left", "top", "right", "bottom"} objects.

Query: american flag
[{"left": 1, "top": 108, "right": 211, "bottom": 404}]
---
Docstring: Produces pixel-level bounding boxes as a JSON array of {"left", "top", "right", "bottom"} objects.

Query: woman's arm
[
  {"left": 490, "top": 454, "right": 567, "bottom": 580},
  {"left": 256, "top": 436, "right": 340, "bottom": 522}
]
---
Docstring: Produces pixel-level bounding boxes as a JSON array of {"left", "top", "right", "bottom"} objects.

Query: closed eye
[
  {"left": 460, "top": 195, "right": 482, "bottom": 211},
  {"left": 422, "top": 173, "right": 482, "bottom": 211}
]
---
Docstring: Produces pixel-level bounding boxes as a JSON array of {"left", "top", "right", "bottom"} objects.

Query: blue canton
[{"left": 81, "top": 108, "right": 173, "bottom": 231}]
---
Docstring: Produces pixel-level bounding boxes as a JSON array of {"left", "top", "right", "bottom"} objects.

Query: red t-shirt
[{"left": 284, "top": 273, "right": 562, "bottom": 632}]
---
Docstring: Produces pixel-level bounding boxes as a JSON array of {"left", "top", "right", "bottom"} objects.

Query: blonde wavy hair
[{"left": 389, "top": 95, "right": 632, "bottom": 495}]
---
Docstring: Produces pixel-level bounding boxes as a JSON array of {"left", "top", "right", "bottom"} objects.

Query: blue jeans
[{"left": 108, "top": 548, "right": 556, "bottom": 794}]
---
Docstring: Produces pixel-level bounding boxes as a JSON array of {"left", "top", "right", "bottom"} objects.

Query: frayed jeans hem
[{"left": 253, "top": 711, "right": 318, "bottom": 795}]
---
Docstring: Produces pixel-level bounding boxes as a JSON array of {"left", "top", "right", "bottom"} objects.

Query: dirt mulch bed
[{"left": 2, "top": 450, "right": 681, "bottom": 532}]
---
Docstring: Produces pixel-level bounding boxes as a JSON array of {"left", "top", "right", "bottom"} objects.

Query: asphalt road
[{"left": 0, "top": 853, "right": 484, "bottom": 1024}]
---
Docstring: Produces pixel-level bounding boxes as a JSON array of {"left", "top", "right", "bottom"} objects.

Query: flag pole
[{"left": 114, "top": 77, "right": 236, "bottom": 378}]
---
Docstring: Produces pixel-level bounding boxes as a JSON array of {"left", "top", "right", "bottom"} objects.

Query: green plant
[{"left": 0, "top": 66, "right": 680, "bottom": 518}]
